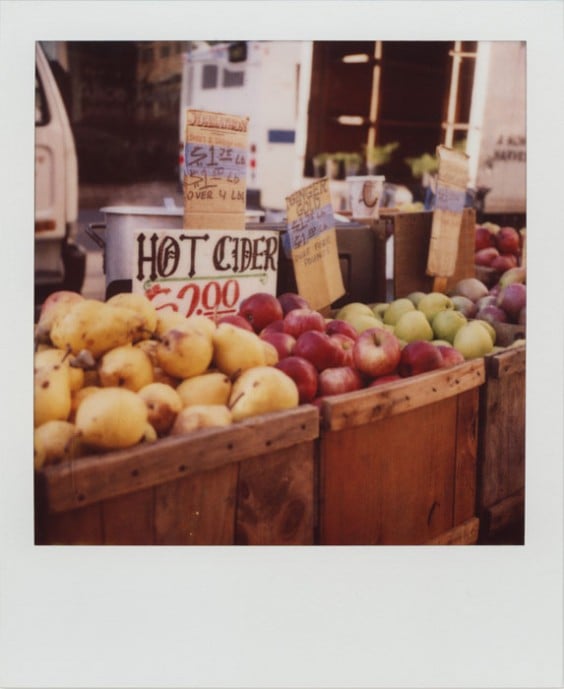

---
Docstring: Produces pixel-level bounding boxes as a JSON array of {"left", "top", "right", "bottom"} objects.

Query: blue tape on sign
[
  {"left": 287, "top": 202, "right": 335, "bottom": 250},
  {"left": 184, "top": 142, "right": 246, "bottom": 177},
  {"left": 267, "top": 129, "right": 296, "bottom": 144},
  {"left": 435, "top": 184, "right": 467, "bottom": 213}
]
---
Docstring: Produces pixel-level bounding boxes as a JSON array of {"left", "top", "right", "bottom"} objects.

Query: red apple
[
  {"left": 491, "top": 253, "right": 518, "bottom": 274},
  {"left": 495, "top": 226, "right": 521, "bottom": 255},
  {"left": 325, "top": 318, "right": 359, "bottom": 340},
  {"left": 436, "top": 345, "right": 465, "bottom": 368},
  {"left": 293, "top": 330, "right": 345, "bottom": 371},
  {"left": 398, "top": 340, "right": 444, "bottom": 377},
  {"left": 329, "top": 333, "right": 356, "bottom": 366},
  {"left": 275, "top": 356, "right": 319, "bottom": 404},
  {"left": 476, "top": 304, "right": 508, "bottom": 324},
  {"left": 475, "top": 226, "right": 496, "bottom": 251},
  {"left": 368, "top": 374, "right": 402, "bottom": 387},
  {"left": 283, "top": 308, "right": 326, "bottom": 338},
  {"left": 353, "top": 327, "right": 402, "bottom": 377},
  {"left": 475, "top": 247, "right": 500, "bottom": 267},
  {"left": 237, "top": 292, "right": 283, "bottom": 333},
  {"left": 216, "top": 314, "right": 254, "bottom": 332},
  {"left": 260, "top": 319, "right": 285, "bottom": 335},
  {"left": 497, "top": 283, "right": 526, "bottom": 322},
  {"left": 318, "top": 366, "right": 364, "bottom": 397},
  {"left": 260, "top": 330, "right": 296, "bottom": 360},
  {"left": 475, "top": 295, "right": 498, "bottom": 311},
  {"left": 277, "top": 292, "right": 310, "bottom": 314}
]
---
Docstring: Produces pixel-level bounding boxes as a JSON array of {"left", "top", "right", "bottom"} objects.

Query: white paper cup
[{"left": 347, "top": 175, "right": 385, "bottom": 219}]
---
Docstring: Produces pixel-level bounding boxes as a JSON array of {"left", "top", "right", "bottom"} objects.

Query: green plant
[{"left": 364, "top": 142, "right": 400, "bottom": 167}]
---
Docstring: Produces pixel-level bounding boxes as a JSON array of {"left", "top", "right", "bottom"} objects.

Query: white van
[{"left": 35, "top": 42, "right": 85, "bottom": 302}]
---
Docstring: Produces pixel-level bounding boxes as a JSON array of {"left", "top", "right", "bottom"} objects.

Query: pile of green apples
[{"left": 336, "top": 285, "right": 500, "bottom": 363}]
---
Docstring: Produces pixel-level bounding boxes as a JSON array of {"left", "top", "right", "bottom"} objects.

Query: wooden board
[
  {"left": 478, "top": 346, "right": 526, "bottom": 510},
  {"left": 392, "top": 208, "right": 475, "bottom": 298},
  {"left": 317, "top": 361, "right": 485, "bottom": 545}
]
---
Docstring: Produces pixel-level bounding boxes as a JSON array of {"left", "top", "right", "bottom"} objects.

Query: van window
[
  {"left": 35, "top": 71, "right": 49, "bottom": 126},
  {"left": 202, "top": 64, "right": 218, "bottom": 89},
  {"left": 223, "top": 68, "right": 244, "bottom": 88}
]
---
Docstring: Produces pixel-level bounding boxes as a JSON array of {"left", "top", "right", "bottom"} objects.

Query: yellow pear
[
  {"left": 137, "top": 382, "right": 183, "bottom": 436},
  {"left": 176, "top": 371, "right": 232, "bottom": 408},
  {"left": 262, "top": 340, "right": 279, "bottom": 366},
  {"left": 228, "top": 366, "right": 299, "bottom": 422},
  {"left": 184, "top": 314, "right": 216, "bottom": 337},
  {"left": 212, "top": 323, "right": 267, "bottom": 377},
  {"left": 34, "top": 361, "right": 72, "bottom": 427},
  {"left": 69, "top": 385, "right": 100, "bottom": 422},
  {"left": 34, "top": 346, "right": 85, "bottom": 392},
  {"left": 75, "top": 387, "right": 148, "bottom": 450},
  {"left": 155, "top": 310, "right": 189, "bottom": 337},
  {"left": 34, "top": 420, "right": 82, "bottom": 470},
  {"left": 35, "top": 290, "right": 84, "bottom": 343},
  {"left": 142, "top": 422, "right": 158, "bottom": 443},
  {"left": 156, "top": 323, "right": 214, "bottom": 379},
  {"left": 170, "top": 404, "right": 232, "bottom": 435},
  {"left": 106, "top": 292, "right": 158, "bottom": 340},
  {"left": 98, "top": 344, "right": 154, "bottom": 391},
  {"left": 50, "top": 299, "right": 146, "bottom": 358}
]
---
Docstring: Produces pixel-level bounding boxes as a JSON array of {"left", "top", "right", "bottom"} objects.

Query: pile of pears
[{"left": 34, "top": 291, "right": 300, "bottom": 470}]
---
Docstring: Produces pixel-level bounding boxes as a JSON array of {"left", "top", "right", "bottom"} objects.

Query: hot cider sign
[{"left": 130, "top": 228, "right": 279, "bottom": 318}]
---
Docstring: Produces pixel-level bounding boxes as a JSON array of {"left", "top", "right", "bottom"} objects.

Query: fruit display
[{"left": 474, "top": 222, "right": 525, "bottom": 286}]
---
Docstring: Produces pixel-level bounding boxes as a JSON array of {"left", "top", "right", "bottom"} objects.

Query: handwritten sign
[
  {"left": 183, "top": 109, "right": 249, "bottom": 230},
  {"left": 286, "top": 178, "right": 345, "bottom": 310},
  {"left": 130, "top": 228, "right": 279, "bottom": 318},
  {"left": 427, "top": 146, "right": 469, "bottom": 281}
]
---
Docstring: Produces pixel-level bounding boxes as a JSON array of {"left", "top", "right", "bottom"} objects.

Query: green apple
[
  {"left": 383, "top": 298, "right": 415, "bottom": 326},
  {"left": 417, "top": 292, "right": 454, "bottom": 323},
  {"left": 369, "top": 302, "right": 388, "bottom": 321},
  {"left": 431, "top": 309, "right": 468, "bottom": 343},
  {"left": 453, "top": 321, "right": 494, "bottom": 359},
  {"left": 342, "top": 311, "right": 382, "bottom": 334},
  {"left": 393, "top": 310, "right": 434, "bottom": 342},
  {"left": 336, "top": 302, "right": 375, "bottom": 321},
  {"left": 406, "top": 291, "right": 426, "bottom": 307},
  {"left": 473, "top": 319, "right": 496, "bottom": 345}
]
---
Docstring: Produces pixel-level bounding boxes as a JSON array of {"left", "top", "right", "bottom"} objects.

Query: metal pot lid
[{"left": 100, "top": 205, "right": 183, "bottom": 216}]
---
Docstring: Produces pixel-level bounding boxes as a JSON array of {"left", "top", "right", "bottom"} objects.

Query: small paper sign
[
  {"left": 183, "top": 109, "right": 249, "bottom": 230},
  {"left": 427, "top": 146, "right": 469, "bottom": 278},
  {"left": 131, "top": 228, "right": 279, "bottom": 318},
  {"left": 285, "top": 178, "right": 345, "bottom": 310}
]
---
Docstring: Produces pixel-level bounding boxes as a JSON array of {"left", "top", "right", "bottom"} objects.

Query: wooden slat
[
  {"left": 478, "top": 350, "right": 526, "bottom": 509},
  {"left": 453, "top": 387, "right": 479, "bottom": 525},
  {"left": 235, "top": 443, "right": 315, "bottom": 545},
  {"left": 426, "top": 517, "right": 480, "bottom": 545},
  {"left": 487, "top": 344, "right": 526, "bottom": 378},
  {"left": 39, "top": 405, "right": 319, "bottom": 514},
  {"left": 154, "top": 464, "right": 238, "bottom": 545},
  {"left": 36, "top": 502, "right": 103, "bottom": 545},
  {"left": 320, "top": 359, "right": 485, "bottom": 432},
  {"left": 101, "top": 488, "right": 155, "bottom": 545},
  {"left": 484, "top": 489, "right": 525, "bottom": 538},
  {"left": 319, "top": 396, "right": 458, "bottom": 545}
]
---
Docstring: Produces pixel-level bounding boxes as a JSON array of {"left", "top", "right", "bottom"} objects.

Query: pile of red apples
[
  {"left": 474, "top": 223, "right": 525, "bottom": 280},
  {"left": 229, "top": 291, "right": 467, "bottom": 405}
]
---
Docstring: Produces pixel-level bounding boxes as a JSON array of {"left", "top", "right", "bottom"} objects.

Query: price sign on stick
[
  {"left": 286, "top": 178, "right": 345, "bottom": 311},
  {"left": 183, "top": 109, "right": 249, "bottom": 230},
  {"left": 427, "top": 146, "right": 470, "bottom": 293}
]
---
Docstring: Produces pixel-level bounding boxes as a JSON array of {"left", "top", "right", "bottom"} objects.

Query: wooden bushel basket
[
  {"left": 477, "top": 343, "right": 526, "bottom": 543},
  {"left": 316, "top": 359, "right": 485, "bottom": 545},
  {"left": 35, "top": 406, "right": 319, "bottom": 546}
]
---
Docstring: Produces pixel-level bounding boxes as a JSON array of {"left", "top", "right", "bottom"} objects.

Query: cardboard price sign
[
  {"left": 285, "top": 178, "right": 345, "bottom": 310},
  {"left": 427, "top": 145, "right": 470, "bottom": 289},
  {"left": 183, "top": 109, "right": 249, "bottom": 230},
  {"left": 130, "top": 228, "right": 279, "bottom": 318}
]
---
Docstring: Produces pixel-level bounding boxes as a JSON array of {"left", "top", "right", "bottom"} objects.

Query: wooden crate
[
  {"left": 477, "top": 343, "right": 526, "bottom": 543},
  {"left": 316, "top": 359, "right": 485, "bottom": 545},
  {"left": 392, "top": 208, "right": 476, "bottom": 298},
  {"left": 35, "top": 406, "right": 319, "bottom": 546}
]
